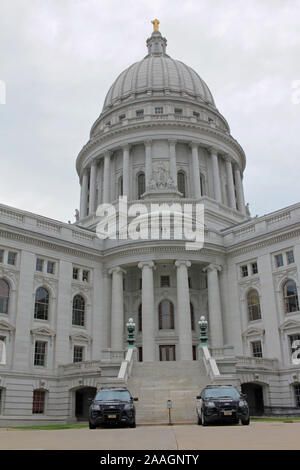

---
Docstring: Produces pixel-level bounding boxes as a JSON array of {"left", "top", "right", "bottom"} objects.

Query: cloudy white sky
[{"left": 0, "top": 0, "right": 299, "bottom": 223}]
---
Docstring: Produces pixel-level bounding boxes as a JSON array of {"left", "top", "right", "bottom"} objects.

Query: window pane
[
  {"left": 284, "top": 280, "right": 299, "bottom": 313},
  {"left": 251, "top": 341, "right": 262, "bottom": 358},
  {"left": 36, "top": 259, "right": 44, "bottom": 272},
  {"left": 82, "top": 270, "right": 89, "bottom": 282},
  {"left": 72, "top": 295, "right": 85, "bottom": 326},
  {"left": 241, "top": 265, "right": 248, "bottom": 277},
  {"left": 160, "top": 276, "right": 170, "bottom": 287},
  {"left": 73, "top": 346, "right": 84, "bottom": 363},
  {"left": 137, "top": 173, "right": 145, "bottom": 199},
  {"left": 34, "top": 341, "right": 46, "bottom": 366},
  {"left": 247, "top": 289, "right": 261, "bottom": 321},
  {"left": 159, "top": 300, "right": 174, "bottom": 329},
  {"left": 177, "top": 172, "right": 185, "bottom": 197},
  {"left": 34, "top": 287, "right": 49, "bottom": 320},
  {"left": 287, "top": 251, "right": 295, "bottom": 265},
  {"left": 275, "top": 254, "right": 284, "bottom": 267},
  {"left": 47, "top": 261, "right": 55, "bottom": 274},
  {"left": 7, "top": 252, "right": 16, "bottom": 266},
  {"left": 0, "top": 280, "right": 9, "bottom": 314},
  {"left": 32, "top": 390, "right": 45, "bottom": 414}
]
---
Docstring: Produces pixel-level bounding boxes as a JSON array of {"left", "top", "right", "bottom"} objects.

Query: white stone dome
[{"left": 102, "top": 30, "right": 215, "bottom": 112}]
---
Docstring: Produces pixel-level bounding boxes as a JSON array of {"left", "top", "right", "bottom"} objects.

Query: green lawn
[{"left": 9, "top": 423, "right": 89, "bottom": 431}]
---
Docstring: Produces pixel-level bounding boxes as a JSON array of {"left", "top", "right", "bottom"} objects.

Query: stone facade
[{"left": 0, "top": 26, "right": 300, "bottom": 425}]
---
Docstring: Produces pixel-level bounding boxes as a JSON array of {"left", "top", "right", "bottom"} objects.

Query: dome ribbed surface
[{"left": 103, "top": 55, "right": 215, "bottom": 111}]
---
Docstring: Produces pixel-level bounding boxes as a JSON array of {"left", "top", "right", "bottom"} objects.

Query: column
[
  {"left": 210, "top": 147, "right": 222, "bottom": 203},
  {"left": 191, "top": 143, "right": 201, "bottom": 199},
  {"left": 89, "top": 160, "right": 97, "bottom": 214},
  {"left": 203, "top": 264, "right": 224, "bottom": 348},
  {"left": 144, "top": 140, "right": 152, "bottom": 189},
  {"left": 122, "top": 144, "right": 130, "bottom": 198},
  {"left": 234, "top": 164, "right": 246, "bottom": 214},
  {"left": 168, "top": 140, "right": 177, "bottom": 186},
  {"left": 224, "top": 155, "right": 236, "bottom": 209},
  {"left": 79, "top": 169, "right": 89, "bottom": 218},
  {"left": 103, "top": 151, "right": 111, "bottom": 203},
  {"left": 175, "top": 260, "right": 193, "bottom": 360},
  {"left": 109, "top": 266, "right": 125, "bottom": 350},
  {"left": 138, "top": 261, "right": 155, "bottom": 361}
]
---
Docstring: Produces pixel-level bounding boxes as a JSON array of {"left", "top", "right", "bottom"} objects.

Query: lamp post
[
  {"left": 126, "top": 318, "right": 136, "bottom": 348},
  {"left": 198, "top": 316, "right": 208, "bottom": 346}
]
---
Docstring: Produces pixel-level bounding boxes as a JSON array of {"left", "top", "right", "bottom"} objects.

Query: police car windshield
[
  {"left": 203, "top": 387, "right": 240, "bottom": 399},
  {"left": 95, "top": 390, "right": 131, "bottom": 402}
]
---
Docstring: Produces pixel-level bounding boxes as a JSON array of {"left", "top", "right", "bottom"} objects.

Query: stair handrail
[
  {"left": 201, "top": 345, "right": 221, "bottom": 379},
  {"left": 117, "top": 347, "right": 136, "bottom": 382}
]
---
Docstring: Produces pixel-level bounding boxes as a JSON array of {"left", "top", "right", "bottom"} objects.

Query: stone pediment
[
  {"left": 279, "top": 319, "right": 300, "bottom": 332},
  {"left": 69, "top": 332, "right": 92, "bottom": 344},
  {"left": 30, "top": 326, "right": 56, "bottom": 337},
  {"left": 0, "top": 319, "right": 15, "bottom": 333},
  {"left": 242, "top": 326, "right": 265, "bottom": 338}
]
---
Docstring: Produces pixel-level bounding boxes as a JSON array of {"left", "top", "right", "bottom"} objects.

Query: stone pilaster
[
  {"left": 191, "top": 143, "right": 201, "bottom": 199},
  {"left": 122, "top": 144, "right": 130, "bottom": 198},
  {"left": 168, "top": 140, "right": 177, "bottom": 187},
  {"left": 89, "top": 161, "right": 98, "bottom": 214},
  {"left": 175, "top": 260, "right": 193, "bottom": 360},
  {"left": 79, "top": 169, "right": 89, "bottom": 218},
  {"left": 103, "top": 151, "right": 111, "bottom": 203},
  {"left": 109, "top": 266, "right": 126, "bottom": 350},
  {"left": 234, "top": 164, "right": 246, "bottom": 214},
  {"left": 203, "top": 263, "right": 224, "bottom": 348},
  {"left": 138, "top": 261, "right": 155, "bottom": 361},
  {"left": 144, "top": 140, "right": 152, "bottom": 189},
  {"left": 224, "top": 155, "right": 236, "bottom": 209},
  {"left": 210, "top": 147, "right": 222, "bottom": 203}
]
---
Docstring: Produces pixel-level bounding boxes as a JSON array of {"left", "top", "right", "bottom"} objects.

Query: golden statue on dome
[{"left": 151, "top": 19, "right": 160, "bottom": 31}]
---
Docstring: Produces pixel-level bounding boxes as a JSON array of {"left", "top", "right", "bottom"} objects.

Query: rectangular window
[
  {"left": 47, "top": 261, "right": 55, "bottom": 275},
  {"left": 251, "top": 262, "right": 258, "bottom": 275},
  {"left": 241, "top": 265, "right": 248, "bottom": 278},
  {"left": 174, "top": 108, "right": 183, "bottom": 115},
  {"left": 138, "top": 347, "right": 143, "bottom": 362},
  {"left": 73, "top": 346, "right": 84, "bottom": 363},
  {"left": 32, "top": 390, "right": 45, "bottom": 414},
  {"left": 105, "top": 121, "right": 111, "bottom": 127},
  {"left": 192, "top": 345, "right": 197, "bottom": 361},
  {"left": 160, "top": 276, "right": 170, "bottom": 287},
  {"left": 275, "top": 253, "right": 284, "bottom": 268},
  {"left": 7, "top": 252, "right": 16, "bottom": 266},
  {"left": 0, "top": 250, "right": 4, "bottom": 263},
  {"left": 136, "top": 109, "right": 144, "bottom": 117},
  {"left": 34, "top": 341, "right": 46, "bottom": 366},
  {"left": 119, "top": 114, "right": 126, "bottom": 121},
  {"left": 73, "top": 267, "right": 79, "bottom": 280},
  {"left": 294, "top": 385, "right": 300, "bottom": 408},
  {"left": 251, "top": 341, "right": 263, "bottom": 358},
  {"left": 286, "top": 250, "right": 295, "bottom": 265},
  {"left": 36, "top": 258, "right": 44, "bottom": 272},
  {"left": 82, "top": 270, "right": 89, "bottom": 282},
  {"left": 155, "top": 107, "right": 163, "bottom": 114},
  {"left": 193, "top": 111, "right": 200, "bottom": 118}
]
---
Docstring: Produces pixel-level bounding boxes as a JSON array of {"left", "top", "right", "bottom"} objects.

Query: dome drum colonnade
[
  {"left": 105, "top": 260, "right": 224, "bottom": 362},
  {"left": 79, "top": 141, "right": 246, "bottom": 219}
]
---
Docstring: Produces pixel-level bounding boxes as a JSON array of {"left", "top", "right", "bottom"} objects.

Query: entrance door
[
  {"left": 241, "top": 383, "right": 264, "bottom": 416},
  {"left": 159, "top": 345, "right": 176, "bottom": 361},
  {"left": 75, "top": 387, "right": 97, "bottom": 420}
]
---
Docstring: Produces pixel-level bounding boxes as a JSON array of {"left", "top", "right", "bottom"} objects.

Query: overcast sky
[{"left": 0, "top": 0, "right": 299, "bottom": 223}]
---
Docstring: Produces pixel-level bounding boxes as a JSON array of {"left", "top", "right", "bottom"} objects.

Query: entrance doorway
[
  {"left": 241, "top": 383, "right": 264, "bottom": 416},
  {"left": 159, "top": 345, "right": 176, "bottom": 361},
  {"left": 75, "top": 387, "right": 97, "bottom": 420}
]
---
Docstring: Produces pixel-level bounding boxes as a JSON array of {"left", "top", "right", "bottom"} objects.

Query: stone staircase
[{"left": 127, "top": 360, "right": 211, "bottom": 424}]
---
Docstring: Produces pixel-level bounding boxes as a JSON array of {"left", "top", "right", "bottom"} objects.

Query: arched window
[
  {"left": 247, "top": 289, "right": 261, "bottom": 321},
  {"left": 283, "top": 280, "right": 299, "bottom": 313},
  {"left": 158, "top": 300, "right": 174, "bottom": 329},
  {"left": 72, "top": 295, "right": 85, "bottom": 326},
  {"left": 118, "top": 175, "right": 123, "bottom": 197},
  {"left": 137, "top": 172, "right": 145, "bottom": 199},
  {"left": 0, "top": 279, "right": 9, "bottom": 314},
  {"left": 138, "top": 304, "right": 142, "bottom": 332},
  {"left": 190, "top": 303, "right": 195, "bottom": 330},
  {"left": 177, "top": 171, "right": 186, "bottom": 197},
  {"left": 34, "top": 287, "right": 49, "bottom": 320}
]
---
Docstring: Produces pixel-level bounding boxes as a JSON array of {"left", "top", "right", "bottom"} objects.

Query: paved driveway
[{"left": 0, "top": 422, "right": 300, "bottom": 450}]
